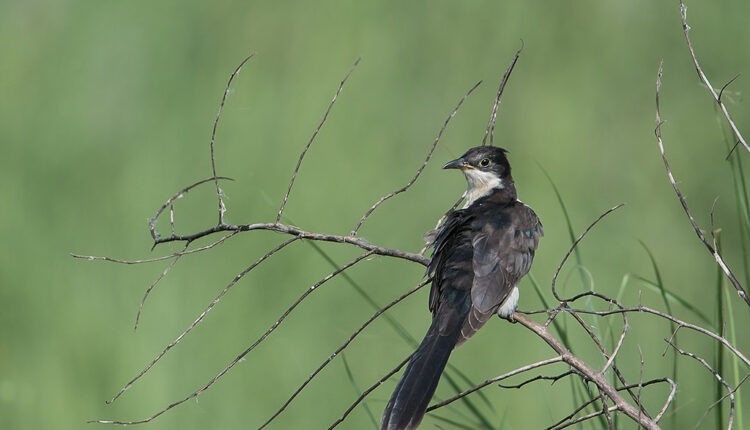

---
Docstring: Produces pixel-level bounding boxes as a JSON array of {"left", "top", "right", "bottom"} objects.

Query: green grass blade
[
  {"left": 724, "top": 282, "right": 744, "bottom": 430},
  {"left": 539, "top": 166, "right": 608, "bottom": 429}
]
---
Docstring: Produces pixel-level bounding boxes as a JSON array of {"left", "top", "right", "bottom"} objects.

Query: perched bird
[{"left": 380, "top": 146, "right": 543, "bottom": 430}]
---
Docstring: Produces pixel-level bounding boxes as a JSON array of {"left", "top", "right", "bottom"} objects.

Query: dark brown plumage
[{"left": 380, "top": 146, "right": 542, "bottom": 430}]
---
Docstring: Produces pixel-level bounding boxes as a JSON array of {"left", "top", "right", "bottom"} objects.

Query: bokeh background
[{"left": 1, "top": 0, "right": 748, "bottom": 429}]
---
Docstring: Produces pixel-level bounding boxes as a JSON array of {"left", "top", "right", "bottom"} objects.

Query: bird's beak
[{"left": 443, "top": 157, "right": 467, "bottom": 170}]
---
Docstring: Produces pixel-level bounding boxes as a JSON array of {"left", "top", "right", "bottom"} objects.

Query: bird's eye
[{"left": 479, "top": 158, "right": 491, "bottom": 167}]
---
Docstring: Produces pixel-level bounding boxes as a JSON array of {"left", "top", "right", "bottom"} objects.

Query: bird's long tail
[{"left": 380, "top": 301, "right": 467, "bottom": 430}]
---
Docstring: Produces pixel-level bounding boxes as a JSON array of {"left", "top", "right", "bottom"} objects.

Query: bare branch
[
  {"left": 350, "top": 80, "right": 482, "bottom": 236},
  {"left": 92, "top": 249, "right": 373, "bottom": 425},
  {"left": 515, "top": 313, "right": 660, "bottom": 429},
  {"left": 664, "top": 339, "right": 734, "bottom": 430},
  {"left": 72, "top": 231, "right": 239, "bottom": 264},
  {"left": 482, "top": 41, "right": 523, "bottom": 147},
  {"left": 145, "top": 176, "right": 233, "bottom": 243},
  {"left": 134, "top": 242, "right": 188, "bottom": 330},
  {"left": 328, "top": 355, "right": 411, "bottom": 430},
  {"left": 103, "top": 237, "right": 302, "bottom": 406},
  {"left": 697, "top": 372, "right": 749, "bottom": 428},
  {"left": 655, "top": 59, "right": 750, "bottom": 306},
  {"left": 548, "top": 406, "right": 618, "bottom": 430},
  {"left": 277, "top": 57, "right": 361, "bottom": 224},
  {"left": 570, "top": 305, "right": 750, "bottom": 367},
  {"left": 496, "top": 369, "right": 576, "bottom": 390},
  {"left": 259, "top": 278, "right": 430, "bottom": 429},
  {"left": 148, "top": 221, "right": 428, "bottom": 265},
  {"left": 551, "top": 203, "right": 625, "bottom": 302},
  {"left": 598, "top": 389, "right": 615, "bottom": 430},
  {"left": 678, "top": 1, "right": 748, "bottom": 153},
  {"left": 654, "top": 378, "right": 678, "bottom": 422},
  {"left": 426, "top": 356, "right": 564, "bottom": 411},
  {"left": 210, "top": 54, "right": 254, "bottom": 225}
]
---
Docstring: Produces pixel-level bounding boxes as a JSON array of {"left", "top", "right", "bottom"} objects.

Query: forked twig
[
  {"left": 72, "top": 231, "right": 239, "bottom": 265},
  {"left": 147, "top": 176, "right": 233, "bottom": 243},
  {"left": 350, "top": 80, "right": 482, "bottom": 236},
  {"left": 655, "top": 60, "right": 750, "bottom": 306},
  {"left": 277, "top": 57, "right": 362, "bottom": 224}
]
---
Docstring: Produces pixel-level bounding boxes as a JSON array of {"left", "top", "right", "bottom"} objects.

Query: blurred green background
[{"left": 1, "top": 0, "right": 749, "bottom": 429}]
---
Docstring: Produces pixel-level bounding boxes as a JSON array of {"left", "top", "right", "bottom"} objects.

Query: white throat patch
[{"left": 462, "top": 169, "right": 504, "bottom": 207}]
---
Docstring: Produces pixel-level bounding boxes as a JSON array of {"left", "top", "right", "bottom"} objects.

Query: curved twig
[
  {"left": 426, "top": 356, "right": 563, "bottom": 411},
  {"left": 515, "top": 313, "right": 660, "bottom": 429},
  {"left": 551, "top": 204, "right": 625, "bottom": 302},
  {"left": 210, "top": 54, "right": 254, "bottom": 225},
  {"left": 678, "top": 1, "right": 748, "bottom": 154},
  {"left": 482, "top": 41, "right": 523, "bottom": 147},
  {"left": 102, "top": 237, "right": 302, "bottom": 406},
  {"left": 277, "top": 57, "right": 361, "bottom": 224},
  {"left": 655, "top": 59, "right": 750, "bottom": 306},
  {"left": 259, "top": 279, "right": 430, "bottom": 429},
  {"left": 350, "top": 80, "right": 482, "bottom": 236},
  {"left": 91, "top": 249, "right": 373, "bottom": 425},
  {"left": 327, "top": 355, "right": 411, "bottom": 429}
]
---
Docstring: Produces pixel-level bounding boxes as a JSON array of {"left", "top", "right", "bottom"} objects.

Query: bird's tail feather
[{"left": 380, "top": 307, "right": 465, "bottom": 430}]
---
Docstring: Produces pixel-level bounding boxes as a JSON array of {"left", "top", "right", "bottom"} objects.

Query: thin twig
[
  {"left": 598, "top": 389, "right": 615, "bottom": 430},
  {"left": 548, "top": 406, "right": 618, "bottom": 430},
  {"left": 103, "top": 237, "right": 301, "bottom": 406},
  {"left": 92, "top": 249, "right": 373, "bottom": 425},
  {"left": 551, "top": 204, "right": 625, "bottom": 302},
  {"left": 482, "top": 41, "right": 523, "bottom": 147},
  {"left": 146, "top": 176, "right": 233, "bottom": 243},
  {"left": 570, "top": 305, "right": 749, "bottom": 367},
  {"left": 277, "top": 57, "right": 361, "bottom": 224},
  {"left": 72, "top": 231, "right": 239, "bottom": 264},
  {"left": 134, "top": 242, "right": 189, "bottom": 330},
  {"left": 664, "top": 339, "right": 734, "bottom": 430},
  {"left": 350, "top": 80, "right": 482, "bottom": 236},
  {"left": 496, "top": 369, "right": 575, "bottom": 390},
  {"left": 654, "top": 378, "right": 678, "bottom": 422},
  {"left": 515, "top": 313, "right": 660, "bottom": 429},
  {"left": 655, "top": 59, "right": 750, "bottom": 306},
  {"left": 258, "top": 279, "right": 430, "bottom": 430},
  {"left": 426, "top": 356, "right": 564, "bottom": 411},
  {"left": 678, "top": 1, "right": 748, "bottom": 153},
  {"left": 210, "top": 54, "right": 254, "bottom": 225},
  {"left": 696, "top": 372, "right": 749, "bottom": 428},
  {"left": 146, "top": 221, "right": 429, "bottom": 266},
  {"left": 328, "top": 355, "right": 411, "bottom": 429}
]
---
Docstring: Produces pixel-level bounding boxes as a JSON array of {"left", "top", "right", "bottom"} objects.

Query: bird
[{"left": 380, "top": 146, "right": 543, "bottom": 430}]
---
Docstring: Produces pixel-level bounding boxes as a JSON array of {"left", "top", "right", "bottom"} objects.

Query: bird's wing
[
  {"left": 471, "top": 203, "right": 543, "bottom": 314},
  {"left": 426, "top": 209, "right": 472, "bottom": 315}
]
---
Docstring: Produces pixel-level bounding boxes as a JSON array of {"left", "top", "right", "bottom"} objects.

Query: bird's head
[{"left": 443, "top": 146, "right": 514, "bottom": 205}]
